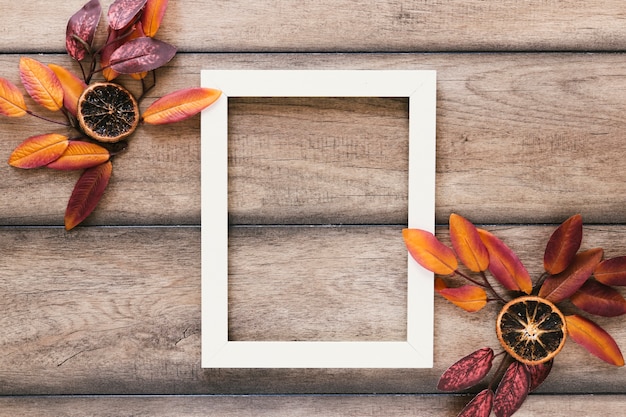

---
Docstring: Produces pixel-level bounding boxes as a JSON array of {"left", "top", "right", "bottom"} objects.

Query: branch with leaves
[
  {"left": 0, "top": 0, "right": 221, "bottom": 229},
  {"left": 404, "top": 213, "right": 625, "bottom": 417}
]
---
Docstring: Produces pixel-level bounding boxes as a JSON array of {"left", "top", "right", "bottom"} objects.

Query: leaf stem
[
  {"left": 480, "top": 271, "right": 507, "bottom": 304},
  {"left": 26, "top": 110, "right": 70, "bottom": 127},
  {"left": 488, "top": 353, "right": 513, "bottom": 391},
  {"left": 454, "top": 270, "right": 487, "bottom": 288}
]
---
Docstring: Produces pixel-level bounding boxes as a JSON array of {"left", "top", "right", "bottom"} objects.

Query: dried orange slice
[
  {"left": 496, "top": 295, "right": 567, "bottom": 365},
  {"left": 77, "top": 82, "right": 139, "bottom": 143}
]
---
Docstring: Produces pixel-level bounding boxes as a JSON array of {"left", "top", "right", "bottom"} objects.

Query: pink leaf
[
  {"left": 438, "top": 347, "right": 494, "bottom": 391},
  {"left": 108, "top": 0, "right": 147, "bottom": 30},
  {"left": 65, "top": 161, "right": 112, "bottom": 230},
  {"left": 525, "top": 360, "right": 553, "bottom": 392},
  {"left": 493, "top": 361, "right": 530, "bottom": 417},
  {"left": 109, "top": 37, "right": 176, "bottom": 74},
  {"left": 457, "top": 389, "right": 493, "bottom": 417},
  {"left": 66, "top": 0, "right": 102, "bottom": 61}
]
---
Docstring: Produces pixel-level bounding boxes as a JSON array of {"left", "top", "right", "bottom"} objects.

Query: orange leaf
[
  {"left": 435, "top": 277, "right": 487, "bottom": 312},
  {"left": 595, "top": 256, "right": 626, "bottom": 286},
  {"left": 47, "top": 141, "right": 110, "bottom": 171},
  {"left": 8, "top": 133, "right": 69, "bottom": 169},
  {"left": 141, "top": 0, "right": 169, "bottom": 37},
  {"left": 19, "top": 57, "right": 64, "bottom": 112},
  {"left": 449, "top": 213, "right": 489, "bottom": 272},
  {"left": 544, "top": 214, "right": 583, "bottom": 275},
  {"left": 142, "top": 88, "right": 222, "bottom": 125},
  {"left": 565, "top": 314, "right": 624, "bottom": 366},
  {"left": 403, "top": 229, "right": 458, "bottom": 275},
  {"left": 570, "top": 280, "right": 626, "bottom": 317},
  {"left": 478, "top": 228, "right": 532, "bottom": 294},
  {"left": 538, "top": 248, "right": 603, "bottom": 303},
  {"left": 0, "top": 77, "right": 27, "bottom": 117},
  {"left": 48, "top": 64, "right": 87, "bottom": 116},
  {"left": 65, "top": 161, "right": 112, "bottom": 230}
]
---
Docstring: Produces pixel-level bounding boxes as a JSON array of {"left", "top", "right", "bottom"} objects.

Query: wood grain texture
[
  {"left": 1, "top": 225, "right": 625, "bottom": 395},
  {"left": 3, "top": 0, "right": 626, "bottom": 53},
  {"left": 1, "top": 394, "right": 625, "bottom": 417},
  {"left": 3, "top": 53, "right": 626, "bottom": 225}
]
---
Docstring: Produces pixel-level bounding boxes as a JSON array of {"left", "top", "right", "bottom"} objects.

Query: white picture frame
[{"left": 201, "top": 70, "right": 436, "bottom": 368}]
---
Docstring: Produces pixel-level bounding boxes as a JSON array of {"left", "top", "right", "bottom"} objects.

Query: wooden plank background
[{"left": 2, "top": 0, "right": 626, "bottom": 415}]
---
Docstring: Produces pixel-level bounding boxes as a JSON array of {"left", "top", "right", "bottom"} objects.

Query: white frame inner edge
[{"left": 201, "top": 70, "right": 436, "bottom": 368}]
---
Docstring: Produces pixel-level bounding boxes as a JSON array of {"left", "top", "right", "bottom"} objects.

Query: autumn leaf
[
  {"left": 478, "top": 228, "right": 532, "bottom": 294},
  {"left": 435, "top": 277, "right": 487, "bottom": 312},
  {"left": 544, "top": 214, "right": 583, "bottom": 275},
  {"left": 493, "top": 361, "right": 530, "bottom": 417},
  {"left": 107, "top": 0, "right": 147, "bottom": 30},
  {"left": 595, "top": 256, "right": 626, "bottom": 286},
  {"left": 128, "top": 23, "right": 149, "bottom": 80},
  {"left": 19, "top": 57, "right": 64, "bottom": 112},
  {"left": 565, "top": 314, "right": 624, "bottom": 366},
  {"left": 66, "top": 0, "right": 102, "bottom": 61},
  {"left": 570, "top": 280, "right": 626, "bottom": 317},
  {"left": 47, "top": 141, "right": 110, "bottom": 171},
  {"left": 525, "top": 360, "right": 553, "bottom": 392},
  {"left": 538, "top": 248, "right": 603, "bottom": 303},
  {"left": 457, "top": 389, "right": 493, "bottom": 417},
  {"left": 141, "top": 0, "right": 169, "bottom": 37},
  {"left": 8, "top": 133, "right": 69, "bottom": 169},
  {"left": 48, "top": 64, "right": 87, "bottom": 116},
  {"left": 437, "top": 347, "right": 494, "bottom": 391},
  {"left": 65, "top": 161, "right": 112, "bottom": 230},
  {"left": 142, "top": 88, "right": 222, "bottom": 125},
  {"left": 449, "top": 213, "right": 489, "bottom": 272},
  {"left": 109, "top": 37, "right": 177, "bottom": 74},
  {"left": 402, "top": 229, "right": 458, "bottom": 275},
  {"left": 100, "top": 28, "right": 124, "bottom": 81},
  {"left": 0, "top": 77, "right": 27, "bottom": 117}
]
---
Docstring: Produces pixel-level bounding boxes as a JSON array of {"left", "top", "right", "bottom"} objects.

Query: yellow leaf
[
  {"left": 48, "top": 64, "right": 86, "bottom": 116},
  {"left": 8, "top": 133, "right": 69, "bottom": 169},
  {"left": 142, "top": 88, "right": 222, "bottom": 125},
  {"left": 19, "top": 57, "right": 64, "bottom": 111},
  {"left": 0, "top": 77, "right": 27, "bottom": 117}
]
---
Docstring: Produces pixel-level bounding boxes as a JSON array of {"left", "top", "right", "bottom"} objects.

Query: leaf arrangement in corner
[
  {"left": 1, "top": 0, "right": 221, "bottom": 229},
  {"left": 404, "top": 213, "right": 625, "bottom": 417}
]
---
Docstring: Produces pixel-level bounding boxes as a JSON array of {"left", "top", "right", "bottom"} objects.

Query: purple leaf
[
  {"left": 66, "top": 0, "right": 102, "bottom": 61},
  {"left": 457, "top": 389, "right": 493, "bottom": 417},
  {"left": 493, "top": 361, "right": 530, "bottom": 417},
  {"left": 109, "top": 37, "right": 176, "bottom": 74},
  {"left": 438, "top": 348, "right": 494, "bottom": 391},
  {"left": 525, "top": 360, "right": 553, "bottom": 392},
  {"left": 108, "top": 0, "right": 147, "bottom": 30}
]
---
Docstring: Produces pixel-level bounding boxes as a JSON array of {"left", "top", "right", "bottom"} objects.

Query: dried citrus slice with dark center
[
  {"left": 496, "top": 295, "right": 567, "bottom": 365},
  {"left": 77, "top": 82, "right": 139, "bottom": 143}
]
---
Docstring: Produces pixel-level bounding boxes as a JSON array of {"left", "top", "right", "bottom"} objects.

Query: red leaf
[
  {"left": 19, "top": 57, "right": 64, "bottom": 112},
  {"left": 570, "top": 280, "right": 626, "bottom": 317},
  {"left": 565, "top": 314, "right": 624, "bottom": 366},
  {"left": 525, "top": 360, "right": 553, "bottom": 392},
  {"left": 141, "top": 0, "right": 169, "bottom": 37},
  {"left": 48, "top": 64, "right": 87, "bottom": 116},
  {"left": 544, "top": 214, "right": 583, "bottom": 275},
  {"left": 538, "top": 248, "right": 604, "bottom": 303},
  {"left": 108, "top": 0, "right": 147, "bottom": 30},
  {"left": 595, "top": 256, "right": 626, "bottom": 286},
  {"left": 66, "top": 0, "right": 102, "bottom": 61},
  {"left": 435, "top": 277, "right": 487, "bottom": 313},
  {"left": 47, "top": 141, "right": 110, "bottom": 171},
  {"left": 493, "top": 361, "right": 530, "bottom": 417},
  {"left": 438, "top": 347, "right": 494, "bottom": 391},
  {"left": 449, "top": 213, "right": 489, "bottom": 272},
  {"left": 457, "top": 389, "right": 493, "bottom": 417},
  {"left": 109, "top": 37, "right": 176, "bottom": 74},
  {"left": 100, "top": 28, "right": 125, "bottom": 81},
  {"left": 403, "top": 229, "right": 458, "bottom": 275},
  {"left": 478, "top": 229, "right": 532, "bottom": 294},
  {"left": 65, "top": 161, "right": 112, "bottom": 230},
  {"left": 0, "top": 77, "right": 27, "bottom": 117},
  {"left": 8, "top": 133, "right": 69, "bottom": 169},
  {"left": 142, "top": 88, "right": 222, "bottom": 125}
]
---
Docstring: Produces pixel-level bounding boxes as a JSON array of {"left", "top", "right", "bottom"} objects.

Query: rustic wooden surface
[{"left": 2, "top": 0, "right": 626, "bottom": 415}]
